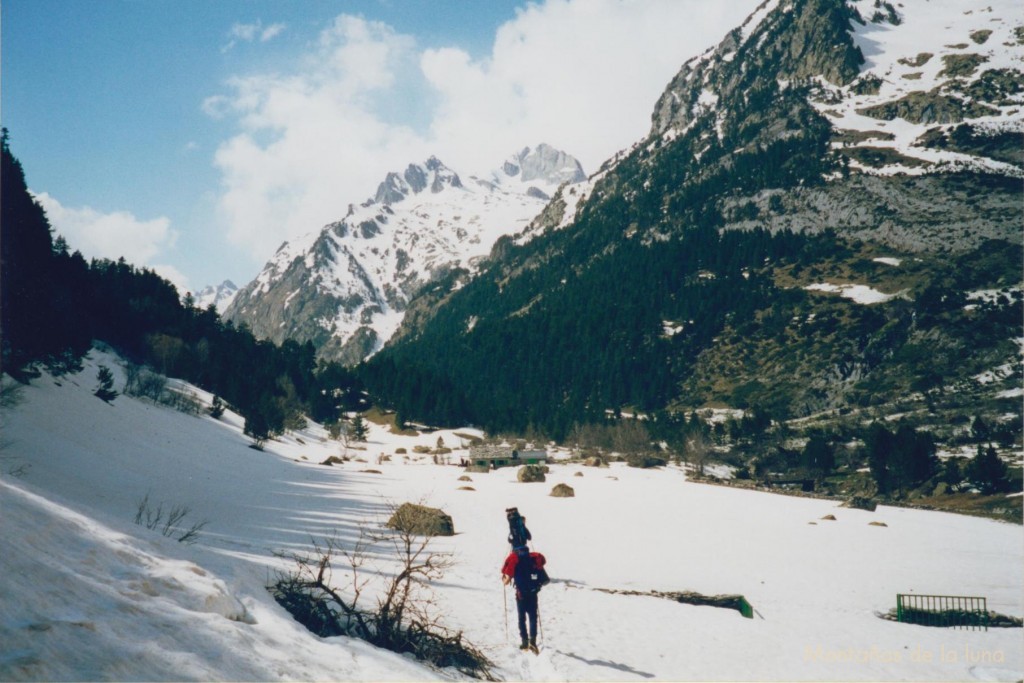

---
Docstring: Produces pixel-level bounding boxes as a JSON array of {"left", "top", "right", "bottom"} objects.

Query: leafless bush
[
  {"left": 161, "top": 387, "right": 203, "bottom": 416},
  {"left": 133, "top": 492, "right": 208, "bottom": 544},
  {"left": 124, "top": 365, "right": 203, "bottom": 416},
  {"left": 270, "top": 509, "right": 493, "bottom": 679},
  {"left": 124, "top": 364, "right": 168, "bottom": 400}
]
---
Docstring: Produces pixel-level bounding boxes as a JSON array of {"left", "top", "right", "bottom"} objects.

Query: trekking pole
[
  {"left": 503, "top": 583, "right": 509, "bottom": 643},
  {"left": 537, "top": 601, "right": 543, "bottom": 646}
]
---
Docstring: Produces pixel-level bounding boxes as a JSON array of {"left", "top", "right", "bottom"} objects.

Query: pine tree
[
  {"left": 801, "top": 435, "right": 834, "bottom": 479},
  {"left": 244, "top": 410, "right": 271, "bottom": 450},
  {"left": 209, "top": 395, "right": 225, "bottom": 419},
  {"left": 351, "top": 414, "right": 369, "bottom": 442},
  {"left": 94, "top": 365, "right": 118, "bottom": 403},
  {"left": 966, "top": 444, "right": 1010, "bottom": 494}
]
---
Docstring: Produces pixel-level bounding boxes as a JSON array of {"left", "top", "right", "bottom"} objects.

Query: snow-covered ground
[{"left": 2, "top": 349, "right": 1021, "bottom": 681}]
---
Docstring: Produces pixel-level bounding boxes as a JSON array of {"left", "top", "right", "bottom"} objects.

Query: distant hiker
[{"left": 501, "top": 545, "right": 549, "bottom": 652}]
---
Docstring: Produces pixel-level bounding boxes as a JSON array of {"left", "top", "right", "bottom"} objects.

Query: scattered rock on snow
[
  {"left": 518, "top": 465, "right": 546, "bottom": 483},
  {"left": 458, "top": 475, "right": 472, "bottom": 482},
  {"left": 550, "top": 483, "right": 575, "bottom": 498},
  {"left": 869, "top": 521, "right": 888, "bottom": 527},
  {"left": 821, "top": 514, "right": 837, "bottom": 521},
  {"left": 458, "top": 486, "right": 475, "bottom": 491},
  {"left": 320, "top": 456, "right": 345, "bottom": 466},
  {"left": 386, "top": 503, "right": 455, "bottom": 536}
]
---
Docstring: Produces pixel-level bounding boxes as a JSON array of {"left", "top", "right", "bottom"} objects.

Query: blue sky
[{"left": 2, "top": 0, "right": 759, "bottom": 294}]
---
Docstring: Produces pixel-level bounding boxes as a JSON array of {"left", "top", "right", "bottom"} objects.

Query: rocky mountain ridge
[{"left": 224, "top": 144, "right": 585, "bottom": 364}]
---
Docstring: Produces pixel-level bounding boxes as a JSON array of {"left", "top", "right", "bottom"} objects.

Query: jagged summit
[
  {"left": 225, "top": 145, "right": 585, "bottom": 364},
  {"left": 373, "top": 157, "right": 464, "bottom": 205}
]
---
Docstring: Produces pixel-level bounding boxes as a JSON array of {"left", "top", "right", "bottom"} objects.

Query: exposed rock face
[
  {"left": 719, "top": 174, "right": 1022, "bottom": 254},
  {"left": 504, "top": 144, "right": 586, "bottom": 186},
  {"left": 651, "top": 0, "right": 863, "bottom": 139}
]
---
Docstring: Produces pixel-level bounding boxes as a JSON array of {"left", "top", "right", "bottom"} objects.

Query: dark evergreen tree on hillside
[
  {"left": 94, "top": 365, "right": 118, "bottom": 403},
  {"left": 867, "top": 423, "right": 937, "bottom": 497},
  {"left": 867, "top": 423, "right": 895, "bottom": 494},
  {"left": 801, "top": 435, "right": 834, "bottom": 479},
  {"left": 1, "top": 129, "right": 91, "bottom": 373},
  {"left": 351, "top": 414, "right": 369, "bottom": 442},
  {"left": 966, "top": 444, "right": 1010, "bottom": 494}
]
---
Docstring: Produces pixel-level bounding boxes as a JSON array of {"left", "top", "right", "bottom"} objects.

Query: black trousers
[{"left": 516, "top": 593, "right": 538, "bottom": 642}]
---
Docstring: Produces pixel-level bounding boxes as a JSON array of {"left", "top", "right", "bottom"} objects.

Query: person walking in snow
[{"left": 501, "top": 544, "right": 549, "bottom": 652}]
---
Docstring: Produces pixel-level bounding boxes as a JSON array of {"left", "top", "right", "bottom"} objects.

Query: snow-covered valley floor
[{"left": 1, "top": 350, "right": 1021, "bottom": 681}]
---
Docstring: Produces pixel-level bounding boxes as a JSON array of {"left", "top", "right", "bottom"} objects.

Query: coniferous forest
[{"left": 1, "top": 130, "right": 363, "bottom": 438}]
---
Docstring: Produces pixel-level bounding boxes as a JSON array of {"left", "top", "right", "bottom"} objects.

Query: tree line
[{"left": 1, "top": 129, "right": 363, "bottom": 440}]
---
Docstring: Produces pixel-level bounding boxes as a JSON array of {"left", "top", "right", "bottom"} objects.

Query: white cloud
[
  {"left": 423, "top": 0, "right": 760, "bottom": 174},
  {"left": 260, "top": 23, "right": 286, "bottom": 42},
  {"left": 222, "top": 20, "right": 286, "bottom": 52},
  {"left": 33, "top": 192, "right": 184, "bottom": 289},
  {"left": 229, "top": 22, "right": 260, "bottom": 42},
  {"left": 207, "top": 0, "right": 761, "bottom": 263},
  {"left": 208, "top": 15, "right": 429, "bottom": 258}
]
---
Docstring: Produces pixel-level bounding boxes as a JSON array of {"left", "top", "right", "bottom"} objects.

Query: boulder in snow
[
  {"left": 550, "top": 483, "right": 575, "bottom": 498},
  {"left": 386, "top": 503, "right": 455, "bottom": 537},
  {"left": 517, "top": 465, "right": 547, "bottom": 483}
]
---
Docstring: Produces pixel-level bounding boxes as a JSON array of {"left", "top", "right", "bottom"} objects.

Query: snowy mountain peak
[
  {"left": 192, "top": 280, "right": 238, "bottom": 314},
  {"left": 226, "top": 145, "right": 585, "bottom": 364}
]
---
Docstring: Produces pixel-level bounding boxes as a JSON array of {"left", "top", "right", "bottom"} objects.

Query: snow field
[{"left": 1, "top": 349, "right": 1021, "bottom": 681}]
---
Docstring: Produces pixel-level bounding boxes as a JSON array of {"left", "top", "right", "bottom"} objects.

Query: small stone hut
[{"left": 469, "top": 445, "right": 547, "bottom": 469}]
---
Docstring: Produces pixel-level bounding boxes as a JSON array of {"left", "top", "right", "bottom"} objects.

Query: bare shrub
[
  {"left": 124, "top": 364, "right": 168, "bottom": 401},
  {"left": 270, "top": 510, "right": 493, "bottom": 679},
  {"left": 133, "top": 492, "right": 208, "bottom": 544},
  {"left": 124, "top": 365, "right": 204, "bottom": 416},
  {"left": 161, "top": 386, "right": 203, "bottom": 416}
]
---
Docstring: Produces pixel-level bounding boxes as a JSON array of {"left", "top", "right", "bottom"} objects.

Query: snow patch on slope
[{"left": 818, "top": 0, "right": 1024, "bottom": 177}]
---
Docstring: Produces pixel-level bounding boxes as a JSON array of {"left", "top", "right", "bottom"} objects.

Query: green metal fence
[{"left": 896, "top": 594, "right": 988, "bottom": 631}]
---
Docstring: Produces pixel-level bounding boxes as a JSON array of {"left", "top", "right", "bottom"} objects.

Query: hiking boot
[
  {"left": 519, "top": 640, "right": 530, "bottom": 651},
  {"left": 528, "top": 642, "right": 539, "bottom": 654}
]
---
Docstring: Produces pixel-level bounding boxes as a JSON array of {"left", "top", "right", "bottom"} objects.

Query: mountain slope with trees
[
  {"left": 363, "top": 0, "right": 1022, "bottom": 445},
  {"left": 1, "top": 130, "right": 363, "bottom": 443}
]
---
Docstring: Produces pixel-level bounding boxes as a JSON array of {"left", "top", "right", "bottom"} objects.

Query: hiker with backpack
[{"left": 501, "top": 544, "right": 549, "bottom": 653}]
